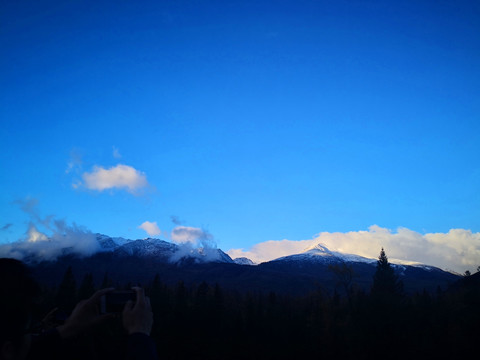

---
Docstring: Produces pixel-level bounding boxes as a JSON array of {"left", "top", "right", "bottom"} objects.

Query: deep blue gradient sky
[{"left": 1, "top": 1, "right": 479, "bottom": 260}]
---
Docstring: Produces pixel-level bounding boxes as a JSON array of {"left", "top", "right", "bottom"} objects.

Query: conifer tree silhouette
[
  {"left": 101, "top": 271, "right": 113, "bottom": 288},
  {"left": 77, "top": 272, "right": 95, "bottom": 301},
  {"left": 56, "top": 266, "right": 77, "bottom": 313},
  {"left": 371, "top": 248, "right": 403, "bottom": 298}
]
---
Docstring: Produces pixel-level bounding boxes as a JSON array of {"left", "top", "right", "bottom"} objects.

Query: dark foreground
[{"left": 32, "top": 269, "right": 479, "bottom": 360}]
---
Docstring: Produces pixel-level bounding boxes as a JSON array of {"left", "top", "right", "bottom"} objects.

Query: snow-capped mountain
[
  {"left": 96, "top": 234, "right": 234, "bottom": 264},
  {"left": 273, "top": 242, "right": 450, "bottom": 274},
  {"left": 9, "top": 234, "right": 460, "bottom": 296},
  {"left": 96, "top": 234, "right": 131, "bottom": 251},
  {"left": 274, "top": 243, "right": 377, "bottom": 265},
  {"left": 260, "top": 242, "right": 459, "bottom": 294},
  {"left": 0, "top": 233, "right": 459, "bottom": 293}
]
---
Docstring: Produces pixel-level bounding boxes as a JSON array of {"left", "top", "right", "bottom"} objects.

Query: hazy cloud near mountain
[
  {"left": 170, "top": 226, "right": 213, "bottom": 245},
  {"left": 227, "top": 225, "right": 480, "bottom": 274},
  {"left": 2, "top": 198, "right": 220, "bottom": 262},
  {"left": 168, "top": 226, "right": 221, "bottom": 263},
  {"left": 0, "top": 221, "right": 99, "bottom": 261},
  {"left": 0, "top": 198, "right": 99, "bottom": 261}
]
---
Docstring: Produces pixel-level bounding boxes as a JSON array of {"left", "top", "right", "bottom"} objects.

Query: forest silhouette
[{"left": 27, "top": 249, "right": 479, "bottom": 359}]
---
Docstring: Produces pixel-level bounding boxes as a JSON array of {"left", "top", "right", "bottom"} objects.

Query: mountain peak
[
  {"left": 274, "top": 242, "right": 377, "bottom": 265},
  {"left": 303, "top": 243, "right": 334, "bottom": 256}
]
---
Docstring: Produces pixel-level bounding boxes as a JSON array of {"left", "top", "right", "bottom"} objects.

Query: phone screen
[{"left": 100, "top": 291, "right": 136, "bottom": 313}]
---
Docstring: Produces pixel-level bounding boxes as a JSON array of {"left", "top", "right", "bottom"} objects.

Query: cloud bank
[
  {"left": 227, "top": 225, "right": 480, "bottom": 274},
  {"left": 79, "top": 164, "right": 148, "bottom": 193}
]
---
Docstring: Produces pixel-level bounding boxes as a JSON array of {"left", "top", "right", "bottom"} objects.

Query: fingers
[
  {"left": 122, "top": 287, "right": 153, "bottom": 336},
  {"left": 73, "top": 299, "right": 88, "bottom": 311},
  {"left": 131, "top": 286, "right": 146, "bottom": 308},
  {"left": 123, "top": 299, "right": 135, "bottom": 313},
  {"left": 43, "top": 307, "right": 59, "bottom": 320}
]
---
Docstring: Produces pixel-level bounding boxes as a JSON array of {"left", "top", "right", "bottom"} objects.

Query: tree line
[{"left": 33, "top": 249, "right": 479, "bottom": 359}]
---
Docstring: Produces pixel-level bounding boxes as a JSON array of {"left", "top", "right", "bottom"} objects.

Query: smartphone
[{"left": 100, "top": 290, "right": 136, "bottom": 314}]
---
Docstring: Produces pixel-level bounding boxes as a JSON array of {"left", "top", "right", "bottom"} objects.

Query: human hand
[
  {"left": 122, "top": 287, "right": 153, "bottom": 335},
  {"left": 57, "top": 288, "right": 115, "bottom": 339},
  {"left": 41, "top": 307, "right": 60, "bottom": 331}
]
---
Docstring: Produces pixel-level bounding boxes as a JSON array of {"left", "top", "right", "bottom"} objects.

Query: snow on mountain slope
[
  {"left": 274, "top": 243, "right": 377, "bottom": 265},
  {"left": 272, "top": 242, "right": 451, "bottom": 274},
  {"left": 96, "top": 234, "right": 234, "bottom": 264},
  {"left": 117, "top": 238, "right": 177, "bottom": 257},
  {"left": 305, "top": 243, "right": 377, "bottom": 264},
  {"left": 234, "top": 257, "right": 256, "bottom": 265}
]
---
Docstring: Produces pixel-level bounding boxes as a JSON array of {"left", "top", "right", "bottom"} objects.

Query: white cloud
[
  {"left": 26, "top": 223, "right": 48, "bottom": 242},
  {"left": 138, "top": 221, "right": 161, "bottom": 236},
  {"left": 227, "top": 226, "right": 480, "bottom": 273},
  {"left": 80, "top": 164, "right": 148, "bottom": 193}
]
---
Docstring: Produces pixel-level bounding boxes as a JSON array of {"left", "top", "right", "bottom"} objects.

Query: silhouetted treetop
[{"left": 371, "top": 248, "right": 403, "bottom": 297}]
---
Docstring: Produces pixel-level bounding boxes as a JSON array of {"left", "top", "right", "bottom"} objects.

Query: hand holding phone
[
  {"left": 100, "top": 290, "right": 136, "bottom": 314},
  {"left": 122, "top": 287, "right": 153, "bottom": 335},
  {"left": 57, "top": 287, "right": 115, "bottom": 339}
]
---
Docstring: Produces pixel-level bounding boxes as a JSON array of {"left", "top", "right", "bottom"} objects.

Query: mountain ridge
[{"left": 2, "top": 233, "right": 461, "bottom": 295}]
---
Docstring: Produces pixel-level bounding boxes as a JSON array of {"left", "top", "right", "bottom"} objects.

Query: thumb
[{"left": 123, "top": 300, "right": 135, "bottom": 313}]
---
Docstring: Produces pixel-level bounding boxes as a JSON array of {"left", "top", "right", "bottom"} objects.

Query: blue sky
[{"left": 1, "top": 1, "right": 479, "bottom": 271}]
